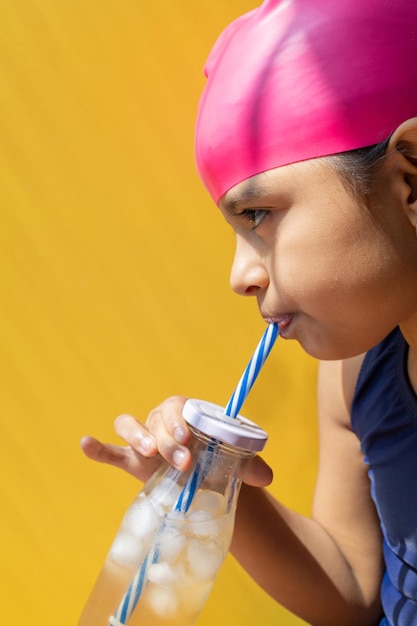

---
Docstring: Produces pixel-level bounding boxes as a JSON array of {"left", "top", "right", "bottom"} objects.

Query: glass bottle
[{"left": 78, "top": 398, "right": 268, "bottom": 626}]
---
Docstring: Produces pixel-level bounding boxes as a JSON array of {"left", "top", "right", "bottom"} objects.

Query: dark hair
[{"left": 331, "top": 138, "right": 391, "bottom": 199}]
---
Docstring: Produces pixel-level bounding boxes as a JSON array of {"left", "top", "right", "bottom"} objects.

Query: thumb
[{"left": 243, "top": 455, "right": 273, "bottom": 487}]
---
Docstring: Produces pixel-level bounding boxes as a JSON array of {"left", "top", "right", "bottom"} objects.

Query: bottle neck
[
  {"left": 188, "top": 424, "right": 256, "bottom": 460},
  {"left": 186, "top": 425, "right": 255, "bottom": 513}
]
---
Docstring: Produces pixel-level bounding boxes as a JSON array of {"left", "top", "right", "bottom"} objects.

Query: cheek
[{"left": 269, "top": 207, "right": 388, "bottom": 304}]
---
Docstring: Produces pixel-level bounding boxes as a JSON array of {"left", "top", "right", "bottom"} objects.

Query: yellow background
[{"left": 0, "top": 1, "right": 318, "bottom": 624}]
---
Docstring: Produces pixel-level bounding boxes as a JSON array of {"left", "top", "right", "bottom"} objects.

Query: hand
[{"left": 80, "top": 395, "right": 273, "bottom": 487}]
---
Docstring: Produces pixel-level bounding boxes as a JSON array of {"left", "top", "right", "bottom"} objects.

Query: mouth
[{"left": 263, "top": 314, "right": 293, "bottom": 335}]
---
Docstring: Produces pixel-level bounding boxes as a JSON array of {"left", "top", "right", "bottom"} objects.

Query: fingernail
[
  {"left": 140, "top": 435, "right": 154, "bottom": 452},
  {"left": 173, "top": 449, "right": 186, "bottom": 467},
  {"left": 174, "top": 426, "right": 187, "bottom": 444}
]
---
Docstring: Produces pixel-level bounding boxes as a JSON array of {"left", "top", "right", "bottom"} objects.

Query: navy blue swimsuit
[{"left": 351, "top": 327, "right": 417, "bottom": 625}]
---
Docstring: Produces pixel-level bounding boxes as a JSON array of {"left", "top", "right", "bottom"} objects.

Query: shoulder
[{"left": 317, "top": 354, "right": 366, "bottom": 428}]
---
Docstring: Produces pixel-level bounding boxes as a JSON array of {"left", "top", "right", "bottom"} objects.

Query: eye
[{"left": 238, "top": 208, "right": 269, "bottom": 229}]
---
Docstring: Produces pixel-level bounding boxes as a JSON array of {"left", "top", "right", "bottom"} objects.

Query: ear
[{"left": 386, "top": 117, "right": 417, "bottom": 228}]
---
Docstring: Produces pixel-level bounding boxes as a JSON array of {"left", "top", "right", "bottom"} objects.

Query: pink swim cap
[{"left": 195, "top": 0, "right": 417, "bottom": 203}]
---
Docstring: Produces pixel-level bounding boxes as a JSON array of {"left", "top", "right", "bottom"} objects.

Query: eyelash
[{"left": 238, "top": 209, "right": 269, "bottom": 229}]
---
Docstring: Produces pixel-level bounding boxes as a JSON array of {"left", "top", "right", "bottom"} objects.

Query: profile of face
[
  {"left": 218, "top": 154, "right": 417, "bottom": 360},
  {"left": 195, "top": 0, "right": 417, "bottom": 207},
  {"left": 195, "top": 1, "right": 417, "bottom": 361}
]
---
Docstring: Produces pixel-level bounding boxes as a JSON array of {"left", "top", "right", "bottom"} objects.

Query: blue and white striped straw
[
  {"left": 109, "top": 553, "right": 151, "bottom": 626},
  {"left": 109, "top": 322, "right": 278, "bottom": 624},
  {"left": 224, "top": 322, "right": 279, "bottom": 418},
  {"left": 176, "top": 322, "right": 279, "bottom": 518},
  {"left": 173, "top": 441, "right": 217, "bottom": 513}
]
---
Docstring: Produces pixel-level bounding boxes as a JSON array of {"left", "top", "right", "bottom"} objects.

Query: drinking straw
[
  {"left": 174, "top": 441, "right": 217, "bottom": 513},
  {"left": 225, "top": 322, "right": 279, "bottom": 418},
  {"left": 109, "top": 553, "right": 151, "bottom": 626},
  {"left": 109, "top": 322, "right": 279, "bottom": 625},
  {"left": 174, "top": 322, "right": 279, "bottom": 515}
]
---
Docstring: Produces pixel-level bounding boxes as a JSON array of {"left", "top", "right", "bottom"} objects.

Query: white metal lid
[{"left": 182, "top": 399, "right": 268, "bottom": 452}]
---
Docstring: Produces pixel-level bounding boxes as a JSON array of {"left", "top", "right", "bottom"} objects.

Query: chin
[{"left": 296, "top": 335, "right": 372, "bottom": 361}]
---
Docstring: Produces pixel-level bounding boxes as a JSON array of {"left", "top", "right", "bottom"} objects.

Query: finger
[
  {"left": 114, "top": 413, "right": 159, "bottom": 457},
  {"left": 243, "top": 455, "right": 274, "bottom": 487},
  {"left": 80, "top": 436, "right": 161, "bottom": 482},
  {"left": 146, "top": 396, "right": 191, "bottom": 444},
  {"left": 144, "top": 396, "right": 193, "bottom": 470}
]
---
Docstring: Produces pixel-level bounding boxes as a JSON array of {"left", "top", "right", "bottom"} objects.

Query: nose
[{"left": 229, "top": 235, "right": 269, "bottom": 296}]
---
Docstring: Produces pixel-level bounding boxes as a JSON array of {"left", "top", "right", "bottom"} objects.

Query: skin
[{"left": 81, "top": 118, "right": 417, "bottom": 626}]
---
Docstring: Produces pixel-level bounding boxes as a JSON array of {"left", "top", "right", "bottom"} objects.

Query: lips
[{"left": 263, "top": 314, "right": 293, "bottom": 333}]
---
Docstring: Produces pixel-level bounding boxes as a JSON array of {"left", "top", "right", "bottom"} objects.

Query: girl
[{"left": 81, "top": 1, "right": 417, "bottom": 624}]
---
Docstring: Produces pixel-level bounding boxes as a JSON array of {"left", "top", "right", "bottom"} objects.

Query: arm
[{"left": 230, "top": 356, "right": 384, "bottom": 626}]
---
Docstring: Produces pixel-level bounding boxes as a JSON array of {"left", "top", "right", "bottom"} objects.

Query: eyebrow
[{"left": 221, "top": 186, "right": 264, "bottom": 213}]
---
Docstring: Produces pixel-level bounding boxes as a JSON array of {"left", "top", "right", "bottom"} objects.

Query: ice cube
[
  {"left": 187, "top": 510, "right": 222, "bottom": 538},
  {"left": 186, "top": 538, "right": 223, "bottom": 582},
  {"left": 145, "top": 584, "right": 179, "bottom": 618},
  {"left": 156, "top": 523, "right": 186, "bottom": 562},
  {"left": 149, "top": 477, "right": 182, "bottom": 510},
  {"left": 166, "top": 509, "right": 185, "bottom": 522},
  {"left": 122, "top": 496, "right": 161, "bottom": 538},
  {"left": 147, "top": 562, "right": 179, "bottom": 587},
  {"left": 190, "top": 490, "right": 227, "bottom": 516},
  {"left": 109, "top": 530, "right": 147, "bottom": 568}
]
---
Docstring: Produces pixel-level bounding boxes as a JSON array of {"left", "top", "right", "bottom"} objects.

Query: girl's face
[{"left": 218, "top": 157, "right": 417, "bottom": 360}]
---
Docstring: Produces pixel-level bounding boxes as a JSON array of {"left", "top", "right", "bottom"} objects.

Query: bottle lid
[{"left": 182, "top": 399, "right": 268, "bottom": 452}]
